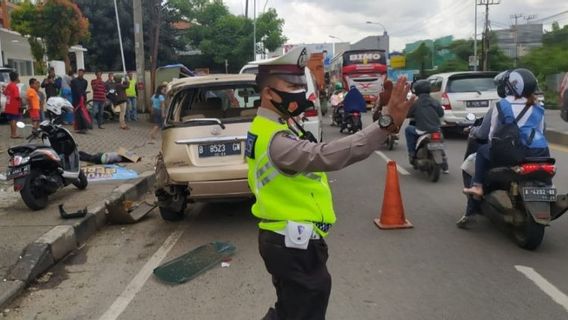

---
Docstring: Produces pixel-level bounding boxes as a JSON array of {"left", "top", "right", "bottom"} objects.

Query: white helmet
[{"left": 46, "top": 97, "right": 73, "bottom": 116}]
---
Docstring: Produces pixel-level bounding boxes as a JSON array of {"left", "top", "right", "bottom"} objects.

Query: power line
[{"left": 533, "top": 10, "right": 568, "bottom": 23}]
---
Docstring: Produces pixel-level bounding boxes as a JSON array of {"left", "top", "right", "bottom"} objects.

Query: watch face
[{"left": 379, "top": 115, "right": 393, "bottom": 127}]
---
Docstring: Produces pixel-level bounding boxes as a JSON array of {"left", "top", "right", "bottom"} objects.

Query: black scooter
[
  {"left": 409, "top": 119, "right": 447, "bottom": 182},
  {"left": 462, "top": 115, "right": 568, "bottom": 250},
  {"left": 6, "top": 110, "right": 88, "bottom": 210}
]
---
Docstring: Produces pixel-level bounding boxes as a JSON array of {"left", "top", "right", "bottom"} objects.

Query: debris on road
[
  {"left": 106, "top": 200, "right": 155, "bottom": 224},
  {"left": 58, "top": 204, "right": 88, "bottom": 219},
  {"left": 153, "top": 242, "right": 236, "bottom": 284}
]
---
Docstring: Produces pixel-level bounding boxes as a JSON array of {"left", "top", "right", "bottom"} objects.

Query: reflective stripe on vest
[{"left": 246, "top": 115, "right": 336, "bottom": 237}]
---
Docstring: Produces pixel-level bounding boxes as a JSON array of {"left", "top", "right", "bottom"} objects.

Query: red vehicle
[{"left": 329, "top": 49, "right": 387, "bottom": 104}]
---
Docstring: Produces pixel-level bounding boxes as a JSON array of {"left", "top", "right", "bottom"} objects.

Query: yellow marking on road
[{"left": 550, "top": 144, "right": 568, "bottom": 153}]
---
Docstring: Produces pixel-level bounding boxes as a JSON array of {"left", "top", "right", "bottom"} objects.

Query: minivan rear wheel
[{"left": 156, "top": 186, "right": 188, "bottom": 222}]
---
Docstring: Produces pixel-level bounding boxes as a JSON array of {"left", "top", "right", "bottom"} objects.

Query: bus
[{"left": 330, "top": 49, "right": 388, "bottom": 104}]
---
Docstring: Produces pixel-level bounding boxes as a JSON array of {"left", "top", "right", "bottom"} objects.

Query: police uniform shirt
[{"left": 257, "top": 108, "right": 389, "bottom": 173}]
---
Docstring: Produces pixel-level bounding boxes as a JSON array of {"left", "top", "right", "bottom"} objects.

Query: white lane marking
[
  {"left": 98, "top": 226, "right": 186, "bottom": 320},
  {"left": 515, "top": 265, "right": 568, "bottom": 313},
  {"left": 374, "top": 151, "right": 410, "bottom": 175}
]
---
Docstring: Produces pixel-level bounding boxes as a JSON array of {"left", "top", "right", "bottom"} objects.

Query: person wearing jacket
[
  {"left": 463, "top": 69, "right": 549, "bottom": 198},
  {"left": 111, "top": 75, "right": 130, "bottom": 130},
  {"left": 405, "top": 80, "right": 447, "bottom": 172}
]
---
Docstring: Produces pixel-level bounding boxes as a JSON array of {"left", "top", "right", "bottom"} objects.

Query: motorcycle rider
[
  {"left": 405, "top": 79, "right": 448, "bottom": 172},
  {"left": 463, "top": 69, "right": 550, "bottom": 199},
  {"left": 341, "top": 84, "right": 367, "bottom": 129}
]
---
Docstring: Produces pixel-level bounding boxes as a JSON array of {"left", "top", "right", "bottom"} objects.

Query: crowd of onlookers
[{"left": 3, "top": 67, "right": 141, "bottom": 138}]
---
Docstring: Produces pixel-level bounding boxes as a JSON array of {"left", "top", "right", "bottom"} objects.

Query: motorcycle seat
[{"left": 8, "top": 144, "right": 51, "bottom": 156}]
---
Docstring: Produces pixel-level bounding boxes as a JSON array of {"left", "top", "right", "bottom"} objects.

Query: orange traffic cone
[{"left": 374, "top": 160, "right": 413, "bottom": 229}]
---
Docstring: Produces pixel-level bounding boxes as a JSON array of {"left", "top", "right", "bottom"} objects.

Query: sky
[{"left": 223, "top": 0, "right": 568, "bottom": 51}]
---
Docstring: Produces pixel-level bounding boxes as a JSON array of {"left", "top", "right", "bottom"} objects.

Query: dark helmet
[
  {"left": 412, "top": 79, "right": 431, "bottom": 95},
  {"left": 497, "top": 68, "right": 538, "bottom": 98}
]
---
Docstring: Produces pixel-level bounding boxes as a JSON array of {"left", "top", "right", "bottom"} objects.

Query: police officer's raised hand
[{"left": 383, "top": 77, "right": 415, "bottom": 129}]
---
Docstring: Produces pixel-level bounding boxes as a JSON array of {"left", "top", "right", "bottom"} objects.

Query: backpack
[{"left": 490, "top": 101, "right": 532, "bottom": 167}]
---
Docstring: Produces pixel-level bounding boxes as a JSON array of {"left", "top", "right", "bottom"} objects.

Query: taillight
[
  {"left": 441, "top": 93, "right": 452, "bottom": 110},
  {"left": 352, "top": 112, "right": 361, "bottom": 117},
  {"left": 303, "top": 109, "right": 318, "bottom": 117},
  {"left": 431, "top": 132, "right": 442, "bottom": 141},
  {"left": 518, "top": 163, "right": 556, "bottom": 175}
]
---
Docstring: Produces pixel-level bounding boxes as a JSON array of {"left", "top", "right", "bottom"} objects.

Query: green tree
[
  {"left": 171, "top": 0, "right": 286, "bottom": 72},
  {"left": 75, "top": 0, "right": 184, "bottom": 72},
  {"left": 11, "top": 1, "right": 46, "bottom": 74},
  {"left": 405, "top": 42, "right": 433, "bottom": 76}
]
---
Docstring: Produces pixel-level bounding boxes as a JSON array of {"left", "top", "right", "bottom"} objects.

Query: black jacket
[{"left": 407, "top": 94, "right": 444, "bottom": 133}]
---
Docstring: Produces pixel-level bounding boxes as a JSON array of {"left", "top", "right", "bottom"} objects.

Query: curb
[
  {"left": 546, "top": 128, "right": 568, "bottom": 146},
  {"left": 0, "top": 171, "right": 156, "bottom": 308}
]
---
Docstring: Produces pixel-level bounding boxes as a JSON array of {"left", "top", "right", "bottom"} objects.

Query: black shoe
[{"left": 456, "top": 215, "right": 476, "bottom": 229}]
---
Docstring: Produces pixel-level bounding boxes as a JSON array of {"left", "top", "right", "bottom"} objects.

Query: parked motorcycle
[
  {"left": 6, "top": 101, "right": 88, "bottom": 210},
  {"left": 409, "top": 120, "right": 446, "bottom": 182},
  {"left": 462, "top": 114, "right": 568, "bottom": 250}
]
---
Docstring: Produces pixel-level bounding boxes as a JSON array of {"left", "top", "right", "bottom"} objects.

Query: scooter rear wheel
[
  {"left": 513, "top": 207, "right": 545, "bottom": 250},
  {"left": 20, "top": 169, "right": 49, "bottom": 211},
  {"left": 428, "top": 163, "right": 441, "bottom": 182}
]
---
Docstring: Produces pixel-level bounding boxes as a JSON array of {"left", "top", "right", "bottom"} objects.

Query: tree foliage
[
  {"left": 405, "top": 42, "right": 433, "bottom": 75},
  {"left": 170, "top": 0, "right": 286, "bottom": 73},
  {"left": 436, "top": 36, "right": 513, "bottom": 73},
  {"left": 521, "top": 23, "right": 568, "bottom": 79},
  {"left": 11, "top": 1, "right": 46, "bottom": 73},
  {"left": 12, "top": 0, "right": 90, "bottom": 71},
  {"left": 75, "top": 0, "right": 184, "bottom": 72}
]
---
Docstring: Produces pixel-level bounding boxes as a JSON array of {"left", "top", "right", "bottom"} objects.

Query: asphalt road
[{"left": 5, "top": 114, "right": 568, "bottom": 320}]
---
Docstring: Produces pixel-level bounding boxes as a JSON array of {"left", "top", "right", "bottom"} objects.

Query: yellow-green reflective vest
[
  {"left": 126, "top": 78, "right": 136, "bottom": 97},
  {"left": 246, "top": 115, "right": 336, "bottom": 237}
]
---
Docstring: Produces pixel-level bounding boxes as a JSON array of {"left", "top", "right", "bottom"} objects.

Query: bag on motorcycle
[{"left": 490, "top": 102, "right": 531, "bottom": 167}]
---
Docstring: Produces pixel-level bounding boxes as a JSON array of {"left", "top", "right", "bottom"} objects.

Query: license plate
[
  {"left": 427, "top": 143, "right": 445, "bottom": 150},
  {"left": 521, "top": 187, "right": 557, "bottom": 202},
  {"left": 6, "top": 165, "right": 30, "bottom": 180},
  {"left": 466, "top": 100, "right": 489, "bottom": 108},
  {"left": 198, "top": 142, "right": 242, "bottom": 158}
]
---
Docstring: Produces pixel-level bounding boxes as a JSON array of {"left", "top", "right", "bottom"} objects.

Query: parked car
[
  {"left": 239, "top": 64, "right": 258, "bottom": 75},
  {"left": 427, "top": 71, "right": 499, "bottom": 132},
  {"left": 154, "top": 74, "right": 259, "bottom": 221}
]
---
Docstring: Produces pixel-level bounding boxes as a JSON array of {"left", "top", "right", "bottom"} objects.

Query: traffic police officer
[{"left": 246, "top": 46, "right": 414, "bottom": 320}]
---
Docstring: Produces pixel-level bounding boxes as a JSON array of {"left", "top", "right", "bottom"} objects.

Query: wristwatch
[{"left": 378, "top": 114, "right": 399, "bottom": 132}]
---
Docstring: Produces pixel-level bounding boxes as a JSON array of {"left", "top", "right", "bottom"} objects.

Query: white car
[{"left": 427, "top": 71, "right": 499, "bottom": 131}]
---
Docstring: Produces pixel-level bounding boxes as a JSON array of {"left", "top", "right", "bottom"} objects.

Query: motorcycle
[
  {"left": 340, "top": 111, "right": 362, "bottom": 134},
  {"left": 86, "top": 90, "right": 119, "bottom": 122},
  {"left": 409, "top": 120, "right": 447, "bottom": 182},
  {"left": 330, "top": 92, "right": 345, "bottom": 127},
  {"left": 6, "top": 105, "right": 88, "bottom": 210},
  {"left": 462, "top": 114, "right": 568, "bottom": 250}
]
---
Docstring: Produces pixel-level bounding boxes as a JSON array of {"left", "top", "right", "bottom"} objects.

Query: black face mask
[{"left": 269, "top": 87, "right": 314, "bottom": 117}]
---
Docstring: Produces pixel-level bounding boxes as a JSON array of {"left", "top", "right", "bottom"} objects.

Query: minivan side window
[{"left": 430, "top": 77, "right": 443, "bottom": 93}]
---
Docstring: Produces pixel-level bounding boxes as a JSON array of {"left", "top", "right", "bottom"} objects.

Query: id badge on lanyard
[{"left": 284, "top": 221, "right": 313, "bottom": 250}]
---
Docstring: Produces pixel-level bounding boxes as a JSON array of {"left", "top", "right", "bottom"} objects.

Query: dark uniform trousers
[{"left": 258, "top": 230, "right": 332, "bottom": 320}]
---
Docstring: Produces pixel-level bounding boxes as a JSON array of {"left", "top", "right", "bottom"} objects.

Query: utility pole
[
  {"left": 474, "top": 0, "right": 478, "bottom": 71},
  {"left": 253, "top": 0, "right": 256, "bottom": 60},
  {"left": 479, "top": 0, "right": 500, "bottom": 71},
  {"left": 511, "top": 13, "right": 523, "bottom": 67},
  {"left": 133, "top": 0, "right": 146, "bottom": 112},
  {"left": 245, "top": 0, "right": 248, "bottom": 18}
]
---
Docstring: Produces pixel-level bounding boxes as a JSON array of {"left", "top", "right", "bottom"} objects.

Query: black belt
[{"left": 261, "top": 220, "right": 332, "bottom": 232}]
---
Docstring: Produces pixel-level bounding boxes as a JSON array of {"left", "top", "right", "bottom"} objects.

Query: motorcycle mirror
[
  {"left": 465, "top": 113, "right": 476, "bottom": 121},
  {"left": 16, "top": 121, "right": 26, "bottom": 129}
]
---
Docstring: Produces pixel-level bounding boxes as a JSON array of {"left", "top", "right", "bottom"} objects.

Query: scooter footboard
[{"left": 552, "top": 193, "right": 568, "bottom": 221}]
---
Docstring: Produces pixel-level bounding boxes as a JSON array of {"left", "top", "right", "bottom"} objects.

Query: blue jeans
[
  {"left": 405, "top": 125, "right": 419, "bottom": 156},
  {"left": 127, "top": 97, "right": 137, "bottom": 121},
  {"left": 92, "top": 100, "right": 105, "bottom": 127}
]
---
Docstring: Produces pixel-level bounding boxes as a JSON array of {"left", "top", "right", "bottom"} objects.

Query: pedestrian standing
[
  {"left": 4, "top": 71, "right": 22, "bottom": 139},
  {"left": 149, "top": 85, "right": 166, "bottom": 143},
  {"left": 125, "top": 71, "right": 138, "bottom": 121},
  {"left": 112, "top": 75, "right": 130, "bottom": 130},
  {"left": 61, "top": 69, "right": 74, "bottom": 104},
  {"left": 91, "top": 71, "right": 107, "bottom": 129},
  {"left": 38, "top": 90, "right": 46, "bottom": 122},
  {"left": 246, "top": 47, "right": 414, "bottom": 320},
  {"left": 41, "top": 67, "right": 61, "bottom": 100},
  {"left": 105, "top": 72, "right": 115, "bottom": 90},
  {"left": 70, "top": 69, "right": 91, "bottom": 133},
  {"left": 26, "top": 78, "right": 41, "bottom": 130}
]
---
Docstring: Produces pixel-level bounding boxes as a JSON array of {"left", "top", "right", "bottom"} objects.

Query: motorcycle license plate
[
  {"left": 6, "top": 165, "right": 30, "bottom": 180},
  {"left": 198, "top": 142, "right": 241, "bottom": 158},
  {"left": 521, "top": 187, "right": 557, "bottom": 202},
  {"left": 427, "top": 143, "right": 445, "bottom": 151}
]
